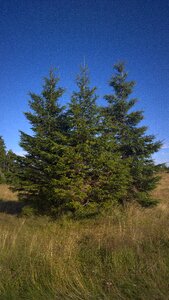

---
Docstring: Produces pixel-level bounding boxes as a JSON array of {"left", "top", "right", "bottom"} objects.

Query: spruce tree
[
  {"left": 14, "top": 71, "right": 71, "bottom": 212},
  {"left": 0, "top": 136, "right": 7, "bottom": 183},
  {"left": 67, "top": 66, "right": 131, "bottom": 216},
  {"left": 5, "top": 150, "right": 17, "bottom": 183},
  {"left": 0, "top": 137, "right": 17, "bottom": 183},
  {"left": 66, "top": 66, "right": 99, "bottom": 214},
  {"left": 103, "top": 62, "right": 162, "bottom": 205}
]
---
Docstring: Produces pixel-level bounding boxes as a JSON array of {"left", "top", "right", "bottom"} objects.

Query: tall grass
[
  {"left": 0, "top": 184, "right": 17, "bottom": 201},
  {"left": 0, "top": 173, "right": 169, "bottom": 299}
]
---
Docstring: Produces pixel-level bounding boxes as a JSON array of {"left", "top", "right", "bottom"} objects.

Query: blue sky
[{"left": 0, "top": 0, "right": 169, "bottom": 164}]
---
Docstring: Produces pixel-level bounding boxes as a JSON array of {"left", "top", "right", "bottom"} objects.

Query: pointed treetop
[
  {"left": 76, "top": 64, "right": 90, "bottom": 89},
  {"left": 108, "top": 62, "right": 135, "bottom": 100}
]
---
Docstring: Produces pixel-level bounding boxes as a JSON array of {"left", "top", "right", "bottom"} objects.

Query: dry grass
[
  {"left": 0, "top": 184, "right": 17, "bottom": 201},
  {"left": 0, "top": 174, "right": 169, "bottom": 299},
  {"left": 152, "top": 172, "right": 169, "bottom": 200},
  {"left": 152, "top": 171, "right": 169, "bottom": 213}
]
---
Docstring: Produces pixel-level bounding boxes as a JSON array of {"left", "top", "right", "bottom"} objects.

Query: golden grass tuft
[
  {"left": 152, "top": 171, "right": 169, "bottom": 201},
  {"left": 0, "top": 184, "right": 18, "bottom": 201}
]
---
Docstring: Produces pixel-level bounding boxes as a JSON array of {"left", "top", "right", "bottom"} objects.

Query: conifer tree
[
  {"left": 67, "top": 66, "right": 131, "bottom": 215},
  {"left": 5, "top": 150, "right": 17, "bottom": 183},
  {"left": 14, "top": 71, "right": 71, "bottom": 212},
  {"left": 66, "top": 66, "right": 99, "bottom": 214},
  {"left": 0, "top": 136, "right": 7, "bottom": 183},
  {"left": 103, "top": 62, "right": 162, "bottom": 205},
  {"left": 0, "top": 136, "right": 17, "bottom": 183}
]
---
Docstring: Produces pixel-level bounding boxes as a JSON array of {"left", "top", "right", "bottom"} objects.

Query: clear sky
[{"left": 0, "top": 0, "right": 169, "bottom": 164}]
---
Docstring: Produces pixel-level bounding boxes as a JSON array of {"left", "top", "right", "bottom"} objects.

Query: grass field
[{"left": 0, "top": 173, "right": 169, "bottom": 299}]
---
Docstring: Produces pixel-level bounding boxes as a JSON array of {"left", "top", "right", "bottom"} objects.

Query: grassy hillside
[{"left": 0, "top": 173, "right": 169, "bottom": 299}]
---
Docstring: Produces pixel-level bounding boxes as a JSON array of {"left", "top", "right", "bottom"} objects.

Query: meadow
[{"left": 0, "top": 173, "right": 169, "bottom": 299}]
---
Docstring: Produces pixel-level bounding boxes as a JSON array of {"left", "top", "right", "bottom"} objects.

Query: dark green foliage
[
  {"left": 13, "top": 63, "right": 161, "bottom": 215},
  {"left": 65, "top": 66, "right": 131, "bottom": 216},
  {"left": 0, "top": 136, "right": 16, "bottom": 183},
  {"left": 66, "top": 66, "right": 100, "bottom": 209},
  {"left": 14, "top": 71, "right": 70, "bottom": 212},
  {"left": 103, "top": 62, "right": 162, "bottom": 205},
  {"left": 5, "top": 150, "right": 18, "bottom": 183},
  {"left": 0, "top": 136, "right": 6, "bottom": 183}
]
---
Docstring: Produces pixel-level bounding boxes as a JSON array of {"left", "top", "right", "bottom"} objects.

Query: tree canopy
[{"left": 11, "top": 63, "right": 162, "bottom": 216}]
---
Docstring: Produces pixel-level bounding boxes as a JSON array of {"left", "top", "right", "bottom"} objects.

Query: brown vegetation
[{"left": 0, "top": 184, "right": 18, "bottom": 201}]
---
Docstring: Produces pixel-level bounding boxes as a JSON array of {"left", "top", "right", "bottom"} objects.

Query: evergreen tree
[
  {"left": 14, "top": 71, "right": 71, "bottom": 212},
  {"left": 67, "top": 66, "right": 131, "bottom": 216},
  {"left": 13, "top": 63, "right": 161, "bottom": 216},
  {"left": 0, "top": 136, "right": 17, "bottom": 183},
  {"left": 103, "top": 62, "right": 162, "bottom": 205},
  {"left": 5, "top": 150, "right": 17, "bottom": 183},
  {"left": 0, "top": 136, "right": 6, "bottom": 183},
  {"left": 66, "top": 66, "right": 99, "bottom": 214}
]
